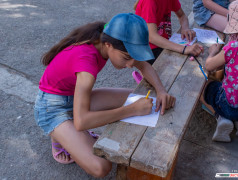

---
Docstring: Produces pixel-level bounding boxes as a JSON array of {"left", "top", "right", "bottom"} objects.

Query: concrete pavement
[{"left": 2, "top": 1, "right": 237, "bottom": 180}]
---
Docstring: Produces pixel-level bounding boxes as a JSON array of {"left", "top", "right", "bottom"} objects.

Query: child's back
[{"left": 222, "top": 40, "right": 238, "bottom": 108}]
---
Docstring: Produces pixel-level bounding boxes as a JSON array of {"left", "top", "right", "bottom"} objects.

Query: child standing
[
  {"left": 204, "top": 1, "right": 238, "bottom": 142},
  {"left": 34, "top": 13, "right": 176, "bottom": 178},
  {"left": 193, "top": 0, "right": 234, "bottom": 32},
  {"left": 132, "top": 0, "right": 203, "bottom": 83}
]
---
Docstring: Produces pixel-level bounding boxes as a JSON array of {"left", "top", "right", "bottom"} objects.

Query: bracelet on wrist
[{"left": 182, "top": 45, "right": 187, "bottom": 55}]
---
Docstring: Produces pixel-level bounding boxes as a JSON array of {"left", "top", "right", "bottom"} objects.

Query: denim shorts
[
  {"left": 193, "top": 0, "right": 229, "bottom": 26},
  {"left": 34, "top": 90, "right": 74, "bottom": 135},
  {"left": 204, "top": 81, "right": 238, "bottom": 121}
]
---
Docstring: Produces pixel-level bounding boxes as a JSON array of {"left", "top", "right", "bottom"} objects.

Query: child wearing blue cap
[
  {"left": 132, "top": 0, "right": 203, "bottom": 83},
  {"left": 34, "top": 13, "right": 176, "bottom": 177}
]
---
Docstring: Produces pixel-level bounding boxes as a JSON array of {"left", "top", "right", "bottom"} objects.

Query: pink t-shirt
[
  {"left": 135, "top": 0, "right": 181, "bottom": 49},
  {"left": 39, "top": 44, "right": 107, "bottom": 96},
  {"left": 222, "top": 41, "right": 238, "bottom": 108}
]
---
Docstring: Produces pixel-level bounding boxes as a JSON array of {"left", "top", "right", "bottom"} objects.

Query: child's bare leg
[
  {"left": 206, "top": 14, "right": 227, "bottom": 32},
  {"left": 50, "top": 88, "right": 132, "bottom": 177},
  {"left": 51, "top": 121, "right": 111, "bottom": 178}
]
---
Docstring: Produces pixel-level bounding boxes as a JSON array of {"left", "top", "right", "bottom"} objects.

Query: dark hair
[
  {"left": 42, "top": 22, "right": 128, "bottom": 66},
  {"left": 101, "top": 33, "right": 127, "bottom": 52}
]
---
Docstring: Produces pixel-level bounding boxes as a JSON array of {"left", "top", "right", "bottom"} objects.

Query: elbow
[
  {"left": 74, "top": 117, "right": 87, "bottom": 131},
  {"left": 205, "top": 60, "right": 213, "bottom": 72}
]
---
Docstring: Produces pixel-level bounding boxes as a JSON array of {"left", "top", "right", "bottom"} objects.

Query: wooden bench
[{"left": 93, "top": 12, "right": 225, "bottom": 180}]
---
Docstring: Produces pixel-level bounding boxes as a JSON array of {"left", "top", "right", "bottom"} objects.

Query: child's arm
[
  {"left": 205, "top": 44, "right": 225, "bottom": 71},
  {"left": 134, "top": 61, "right": 176, "bottom": 115},
  {"left": 202, "top": 0, "right": 228, "bottom": 17},
  {"left": 175, "top": 8, "right": 196, "bottom": 42},
  {"left": 73, "top": 72, "right": 153, "bottom": 131},
  {"left": 147, "top": 23, "right": 203, "bottom": 56}
]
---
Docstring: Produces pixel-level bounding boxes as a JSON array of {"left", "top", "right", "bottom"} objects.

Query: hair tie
[{"left": 104, "top": 23, "right": 108, "bottom": 29}]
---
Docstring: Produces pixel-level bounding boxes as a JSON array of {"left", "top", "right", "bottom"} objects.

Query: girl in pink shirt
[
  {"left": 34, "top": 13, "right": 176, "bottom": 177},
  {"left": 204, "top": 1, "right": 238, "bottom": 143}
]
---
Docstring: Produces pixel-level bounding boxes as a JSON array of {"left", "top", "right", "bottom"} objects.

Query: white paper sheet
[
  {"left": 193, "top": 28, "right": 224, "bottom": 44},
  {"left": 169, "top": 33, "right": 197, "bottom": 46},
  {"left": 120, "top": 93, "right": 160, "bottom": 127}
]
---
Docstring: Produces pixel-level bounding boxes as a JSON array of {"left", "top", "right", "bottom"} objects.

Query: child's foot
[
  {"left": 51, "top": 139, "right": 74, "bottom": 164},
  {"left": 212, "top": 116, "right": 234, "bottom": 142},
  {"left": 132, "top": 71, "right": 142, "bottom": 84},
  {"left": 234, "top": 121, "right": 238, "bottom": 136}
]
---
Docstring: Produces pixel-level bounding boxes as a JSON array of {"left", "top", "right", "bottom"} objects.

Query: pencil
[
  {"left": 145, "top": 90, "right": 151, "bottom": 99},
  {"left": 193, "top": 56, "right": 208, "bottom": 81}
]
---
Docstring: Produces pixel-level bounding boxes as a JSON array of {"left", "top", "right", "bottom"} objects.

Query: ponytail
[{"left": 41, "top": 21, "right": 105, "bottom": 66}]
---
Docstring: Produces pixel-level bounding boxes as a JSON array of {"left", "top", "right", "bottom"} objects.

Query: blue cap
[{"left": 103, "top": 13, "right": 154, "bottom": 61}]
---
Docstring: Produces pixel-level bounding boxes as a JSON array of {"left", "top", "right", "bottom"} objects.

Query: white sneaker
[
  {"left": 234, "top": 121, "right": 238, "bottom": 136},
  {"left": 212, "top": 116, "right": 234, "bottom": 142}
]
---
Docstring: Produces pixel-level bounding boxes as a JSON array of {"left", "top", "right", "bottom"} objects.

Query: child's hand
[
  {"left": 155, "top": 91, "right": 176, "bottom": 115},
  {"left": 186, "top": 43, "right": 203, "bottom": 56},
  {"left": 209, "top": 44, "right": 222, "bottom": 56},
  {"left": 132, "top": 98, "right": 153, "bottom": 116},
  {"left": 181, "top": 29, "right": 196, "bottom": 42}
]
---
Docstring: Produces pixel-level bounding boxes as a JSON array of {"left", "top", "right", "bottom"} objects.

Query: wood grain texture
[
  {"left": 93, "top": 11, "right": 227, "bottom": 176},
  {"left": 129, "top": 24, "right": 226, "bottom": 176},
  {"left": 93, "top": 121, "right": 146, "bottom": 165},
  {"left": 93, "top": 38, "right": 189, "bottom": 166},
  {"left": 130, "top": 52, "right": 207, "bottom": 177}
]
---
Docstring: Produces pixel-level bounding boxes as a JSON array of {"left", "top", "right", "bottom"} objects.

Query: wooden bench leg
[{"left": 116, "top": 156, "right": 177, "bottom": 180}]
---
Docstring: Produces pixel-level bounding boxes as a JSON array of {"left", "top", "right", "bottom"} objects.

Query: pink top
[
  {"left": 39, "top": 44, "right": 107, "bottom": 96},
  {"left": 135, "top": 0, "right": 181, "bottom": 49},
  {"left": 222, "top": 41, "right": 238, "bottom": 108}
]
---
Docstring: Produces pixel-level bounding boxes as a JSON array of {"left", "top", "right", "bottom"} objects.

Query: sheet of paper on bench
[
  {"left": 193, "top": 28, "right": 224, "bottom": 44},
  {"left": 120, "top": 93, "right": 160, "bottom": 127},
  {"left": 169, "top": 33, "right": 196, "bottom": 46}
]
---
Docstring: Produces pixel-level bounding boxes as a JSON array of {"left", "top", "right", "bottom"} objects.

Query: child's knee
[{"left": 89, "top": 160, "right": 112, "bottom": 178}]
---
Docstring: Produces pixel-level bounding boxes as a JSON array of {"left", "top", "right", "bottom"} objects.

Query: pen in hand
[{"left": 145, "top": 90, "right": 151, "bottom": 99}]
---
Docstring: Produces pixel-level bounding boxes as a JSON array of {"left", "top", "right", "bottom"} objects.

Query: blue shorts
[
  {"left": 204, "top": 81, "right": 238, "bottom": 121},
  {"left": 34, "top": 90, "right": 74, "bottom": 135},
  {"left": 193, "top": 0, "right": 229, "bottom": 26}
]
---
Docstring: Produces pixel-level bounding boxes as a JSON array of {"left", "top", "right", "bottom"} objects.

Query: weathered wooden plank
[
  {"left": 130, "top": 49, "right": 209, "bottom": 177},
  {"left": 93, "top": 122, "right": 146, "bottom": 165},
  {"left": 93, "top": 11, "right": 196, "bottom": 167},
  {"left": 129, "top": 13, "right": 225, "bottom": 177},
  {"left": 93, "top": 50, "right": 188, "bottom": 165}
]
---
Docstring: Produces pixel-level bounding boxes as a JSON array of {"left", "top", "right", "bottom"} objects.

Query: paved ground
[{"left": 0, "top": 0, "right": 237, "bottom": 180}]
